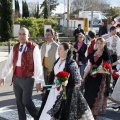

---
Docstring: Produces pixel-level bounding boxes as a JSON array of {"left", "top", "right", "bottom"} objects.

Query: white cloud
[{"left": 53, "top": 3, "right": 67, "bottom": 14}]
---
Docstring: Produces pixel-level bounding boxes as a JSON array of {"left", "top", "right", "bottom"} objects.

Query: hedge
[
  {"left": 15, "top": 17, "right": 58, "bottom": 37},
  {"left": 0, "top": 38, "right": 44, "bottom": 46}
]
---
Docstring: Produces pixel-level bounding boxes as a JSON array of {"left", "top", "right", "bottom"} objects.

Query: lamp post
[
  {"left": 64, "top": 0, "right": 65, "bottom": 13},
  {"left": 91, "top": 10, "right": 93, "bottom": 30}
]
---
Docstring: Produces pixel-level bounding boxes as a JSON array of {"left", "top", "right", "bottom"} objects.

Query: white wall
[
  {"left": 60, "top": 19, "right": 84, "bottom": 30},
  {"left": 13, "top": 24, "right": 20, "bottom": 37},
  {"left": 44, "top": 25, "right": 52, "bottom": 37},
  {"left": 79, "top": 11, "right": 102, "bottom": 20}
]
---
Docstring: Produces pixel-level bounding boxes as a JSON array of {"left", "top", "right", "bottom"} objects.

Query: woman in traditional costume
[
  {"left": 83, "top": 38, "right": 111, "bottom": 119},
  {"left": 38, "top": 42, "right": 94, "bottom": 120}
]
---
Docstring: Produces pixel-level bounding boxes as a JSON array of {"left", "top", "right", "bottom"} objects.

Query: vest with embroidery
[
  {"left": 13, "top": 41, "right": 36, "bottom": 77},
  {"left": 41, "top": 42, "right": 58, "bottom": 72},
  {"left": 88, "top": 39, "right": 96, "bottom": 55}
]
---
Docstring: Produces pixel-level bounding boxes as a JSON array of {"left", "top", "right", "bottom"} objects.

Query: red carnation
[
  {"left": 57, "top": 71, "right": 70, "bottom": 78},
  {"left": 103, "top": 61, "right": 111, "bottom": 71},
  {"left": 112, "top": 70, "right": 119, "bottom": 79},
  {"left": 56, "top": 71, "right": 70, "bottom": 100}
]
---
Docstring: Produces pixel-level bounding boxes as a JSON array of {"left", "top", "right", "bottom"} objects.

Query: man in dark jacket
[
  {"left": 73, "top": 24, "right": 85, "bottom": 41},
  {"left": 98, "top": 22, "right": 108, "bottom": 37},
  {"left": 116, "top": 24, "right": 120, "bottom": 38}
]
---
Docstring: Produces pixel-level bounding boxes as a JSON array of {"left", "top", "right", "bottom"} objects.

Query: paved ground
[
  {"left": 0, "top": 49, "right": 120, "bottom": 120},
  {"left": 0, "top": 46, "right": 10, "bottom": 63}
]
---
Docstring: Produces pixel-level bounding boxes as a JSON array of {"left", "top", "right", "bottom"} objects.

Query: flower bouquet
[
  {"left": 102, "top": 61, "right": 111, "bottom": 74},
  {"left": 56, "top": 71, "right": 70, "bottom": 100},
  {"left": 43, "top": 71, "right": 70, "bottom": 100},
  {"left": 90, "top": 62, "right": 110, "bottom": 77},
  {"left": 90, "top": 65, "right": 98, "bottom": 77},
  {"left": 112, "top": 69, "right": 119, "bottom": 79}
]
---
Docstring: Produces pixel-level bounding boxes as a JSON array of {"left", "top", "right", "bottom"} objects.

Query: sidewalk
[
  {"left": 0, "top": 52, "right": 8, "bottom": 62},
  {"left": 0, "top": 46, "right": 11, "bottom": 52},
  {"left": 0, "top": 46, "right": 11, "bottom": 62}
]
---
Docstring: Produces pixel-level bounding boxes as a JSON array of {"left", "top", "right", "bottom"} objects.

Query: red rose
[
  {"left": 112, "top": 70, "right": 119, "bottom": 79},
  {"left": 56, "top": 71, "right": 70, "bottom": 78},
  {"left": 103, "top": 61, "right": 111, "bottom": 71},
  {"left": 56, "top": 71, "right": 70, "bottom": 100}
]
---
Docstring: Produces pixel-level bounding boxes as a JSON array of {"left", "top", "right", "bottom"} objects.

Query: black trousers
[{"left": 13, "top": 76, "right": 38, "bottom": 120}]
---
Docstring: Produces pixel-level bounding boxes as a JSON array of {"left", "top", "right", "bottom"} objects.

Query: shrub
[{"left": 15, "top": 17, "right": 58, "bottom": 37}]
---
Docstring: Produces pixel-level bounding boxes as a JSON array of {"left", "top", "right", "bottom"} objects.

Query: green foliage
[
  {"left": 15, "top": 17, "right": 58, "bottom": 37},
  {"left": 34, "top": 2, "right": 40, "bottom": 18},
  {"left": 0, "top": 38, "right": 44, "bottom": 46},
  {"left": 49, "top": 0, "right": 59, "bottom": 12},
  {"left": 40, "top": 0, "right": 49, "bottom": 19},
  {"left": 0, "top": 40, "right": 18, "bottom": 46},
  {"left": 15, "top": 0, "right": 20, "bottom": 12},
  {"left": 107, "top": 7, "right": 120, "bottom": 20},
  {"left": 15, "top": 0, "right": 20, "bottom": 18},
  {"left": 40, "top": 0, "right": 59, "bottom": 18},
  {"left": 70, "top": 8, "right": 82, "bottom": 18},
  {"left": 0, "top": 0, "right": 13, "bottom": 41},
  {"left": 22, "top": 0, "right": 29, "bottom": 18},
  {"left": 0, "top": 1, "right": 1, "bottom": 16},
  {"left": 44, "top": 0, "right": 49, "bottom": 19}
]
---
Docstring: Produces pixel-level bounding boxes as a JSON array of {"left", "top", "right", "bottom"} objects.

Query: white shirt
[
  {"left": 44, "top": 42, "right": 59, "bottom": 60},
  {"left": 116, "top": 64, "right": 120, "bottom": 71},
  {"left": 106, "top": 35, "right": 113, "bottom": 50},
  {"left": 1, "top": 43, "right": 43, "bottom": 83},
  {"left": 16, "top": 43, "right": 26, "bottom": 66},
  {"left": 106, "top": 35, "right": 120, "bottom": 57},
  {"left": 54, "top": 59, "right": 66, "bottom": 75},
  {"left": 84, "top": 60, "right": 91, "bottom": 73}
]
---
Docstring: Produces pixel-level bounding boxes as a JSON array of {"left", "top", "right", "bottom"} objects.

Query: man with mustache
[{"left": 41, "top": 28, "right": 59, "bottom": 85}]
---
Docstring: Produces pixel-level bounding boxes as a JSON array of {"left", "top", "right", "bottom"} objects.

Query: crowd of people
[{"left": 0, "top": 23, "right": 120, "bottom": 120}]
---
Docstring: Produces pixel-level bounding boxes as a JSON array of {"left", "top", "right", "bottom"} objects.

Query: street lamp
[
  {"left": 91, "top": 10, "right": 93, "bottom": 30},
  {"left": 64, "top": 0, "right": 65, "bottom": 13}
]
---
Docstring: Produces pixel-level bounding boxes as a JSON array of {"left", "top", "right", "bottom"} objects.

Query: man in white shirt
[
  {"left": 106, "top": 26, "right": 120, "bottom": 68},
  {"left": 53, "top": 31, "right": 61, "bottom": 45},
  {"left": 0, "top": 27, "right": 43, "bottom": 120},
  {"left": 41, "top": 28, "right": 59, "bottom": 84},
  {"left": 105, "top": 26, "right": 120, "bottom": 92}
]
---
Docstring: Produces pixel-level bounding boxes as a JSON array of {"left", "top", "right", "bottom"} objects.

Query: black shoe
[{"left": 112, "top": 104, "right": 120, "bottom": 109}]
